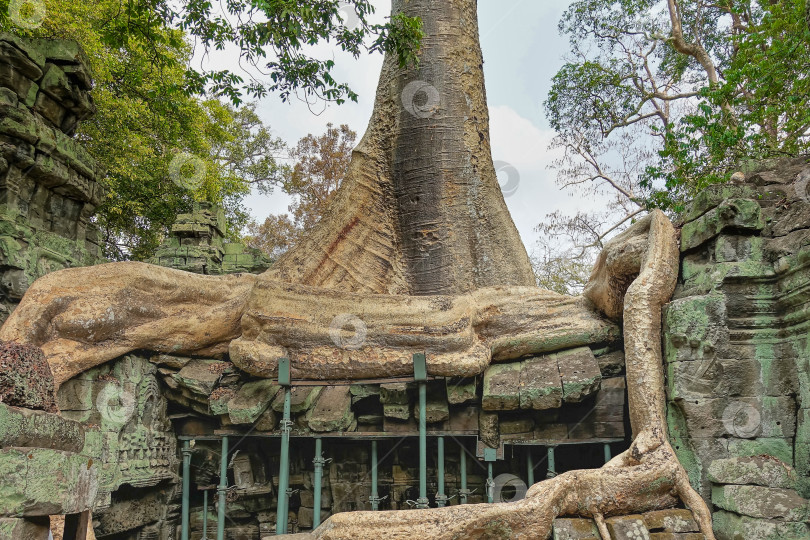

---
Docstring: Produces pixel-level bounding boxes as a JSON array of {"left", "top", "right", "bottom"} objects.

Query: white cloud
[{"left": 489, "top": 105, "right": 606, "bottom": 249}]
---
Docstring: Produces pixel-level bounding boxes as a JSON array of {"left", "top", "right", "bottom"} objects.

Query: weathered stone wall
[
  {"left": 665, "top": 156, "right": 810, "bottom": 539},
  {"left": 0, "top": 33, "right": 105, "bottom": 322}
]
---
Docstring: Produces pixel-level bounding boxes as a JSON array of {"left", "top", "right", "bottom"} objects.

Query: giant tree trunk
[{"left": 266, "top": 0, "right": 535, "bottom": 295}]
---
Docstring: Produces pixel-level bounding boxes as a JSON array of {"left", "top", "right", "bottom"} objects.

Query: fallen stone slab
[
  {"left": 554, "top": 347, "right": 601, "bottom": 403},
  {"left": 707, "top": 455, "right": 797, "bottom": 489},
  {"left": 482, "top": 362, "right": 521, "bottom": 410},
  {"left": 519, "top": 355, "right": 562, "bottom": 410},
  {"left": 712, "top": 484, "right": 809, "bottom": 521},
  {"left": 643, "top": 509, "right": 698, "bottom": 533},
  {"left": 0, "top": 447, "right": 98, "bottom": 517},
  {"left": 228, "top": 380, "right": 280, "bottom": 425},
  {"left": 712, "top": 509, "right": 810, "bottom": 540},
  {"left": 0, "top": 402, "right": 84, "bottom": 453},
  {"left": 306, "top": 386, "right": 355, "bottom": 432},
  {"left": 552, "top": 517, "right": 599, "bottom": 539}
]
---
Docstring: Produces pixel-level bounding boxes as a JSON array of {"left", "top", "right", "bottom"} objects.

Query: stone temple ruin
[{"left": 1, "top": 27, "right": 810, "bottom": 540}]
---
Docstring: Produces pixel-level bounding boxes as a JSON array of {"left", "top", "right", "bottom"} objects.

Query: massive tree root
[{"left": 305, "top": 211, "right": 716, "bottom": 539}]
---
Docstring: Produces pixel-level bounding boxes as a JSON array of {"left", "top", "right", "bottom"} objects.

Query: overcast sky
[{"left": 230, "top": 1, "right": 600, "bottom": 254}]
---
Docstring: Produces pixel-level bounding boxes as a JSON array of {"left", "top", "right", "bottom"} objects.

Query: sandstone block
[
  {"left": 555, "top": 347, "right": 601, "bottom": 403},
  {"left": 712, "top": 509, "right": 810, "bottom": 540},
  {"left": 228, "top": 380, "right": 280, "bottom": 425},
  {"left": 605, "top": 515, "right": 650, "bottom": 539},
  {"left": 306, "top": 386, "right": 354, "bottom": 432},
  {"left": 552, "top": 517, "right": 599, "bottom": 539},
  {"left": 642, "top": 509, "right": 698, "bottom": 533},
  {"left": 482, "top": 362, "right": 521, "bottom": 410},
  {"left": 519, "top": 355, "right": 562, "bottom": 410},
  {"left": 707, "top": 456, "right": 797, "bottom": 489},
  {"left": 711, "top": 484, "right": 808, "bottom": 521}
]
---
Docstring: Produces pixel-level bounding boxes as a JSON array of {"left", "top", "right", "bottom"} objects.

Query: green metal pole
[
  {"left": 414, "top": 353, "right": 428, "bottom": 509},
  {"left": 487, "top": 462, "right": 494, "bottom": 503},
  {"left": 277, "top": 357, "right": 292, "bottom": 535},
  {"left": 181, "top": 440, "right": 191, "bottom": 540},
  {"left": 603, "top": 442, "right": 612, "bottom": 463},
  {"left": 546, "top": 446, "right": 556, "bottom": 479},
  {"left": 370, "top": 440, "right": 380, "bottom": 510},
  {"left": 459, "top": 443, "right": 469, "bottom": 504},
  {"left": 526, "top": 447, "right": 534, "bottom": 486},
  {"left": 313, "top": 437, "right": 324, "bottom": 528},
  {"left": 436, "top": 436, "right": 447, "bottom": 507},
  {"left": 202, "top": 489, "right": 208, "bottom": 540},
  {"left": 217, "top": 436, "right": 228, "bottom": 540}
]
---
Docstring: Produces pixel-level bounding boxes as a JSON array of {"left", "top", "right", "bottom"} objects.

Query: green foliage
[
  {"left": 546, "top": 0, "right": 810, "bottom": 214},
  {"left": 1, "top": 0, "right": 420, "bottom": 260},
  {"left": 0, "top": 0, "right": 422, "bottom": 105}
]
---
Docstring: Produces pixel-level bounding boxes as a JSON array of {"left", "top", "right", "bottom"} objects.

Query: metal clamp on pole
[
  {"left": 276, "top": 357, "right": 293, "bottom": 535},
  {"left": 413, "top": 352, "right": 429, "bottom": 509}
]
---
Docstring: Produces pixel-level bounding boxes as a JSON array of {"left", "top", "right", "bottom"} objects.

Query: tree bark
[{"left": 266, "top": 0, "right": 535, "bottom": 295}]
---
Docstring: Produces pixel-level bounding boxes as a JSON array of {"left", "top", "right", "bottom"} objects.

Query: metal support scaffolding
[
  {"left": 603, "top": 442, "right": 612, "bottom": 463},
  {"left": 217, "top": 436, "right": 228, "bottom": 540},
  {"left": 370, "top": 440, "right": 381, "bottom": 510},
  {"left": 526, "top": 447, "right": 534, "bottom": 487},
  {"left": 414, "top": 353, "right": 429, "bottom": 509},
  {"left": 313, "top": 437, "right": 324, "bottom": 528},
  {"left": 181, "top": 440, "right": 192, "bottom": 540},
  {"left": 202, "top": 489, "right": 209, "bottom": 540},
  {"left": 459, "top": 442, "right": 469, "bottom": 504},
  {"left": 276, "top": 357, "right": 292, "bottom": 535},
  {"left": 546, "top": 446, "right": 556, "bottom": 479},
  {"left": 435, "top": 436, "right": 447, "bottom": 507},
  {"left": 483, "top": 447, "right": 497, "bottom": 504}
]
